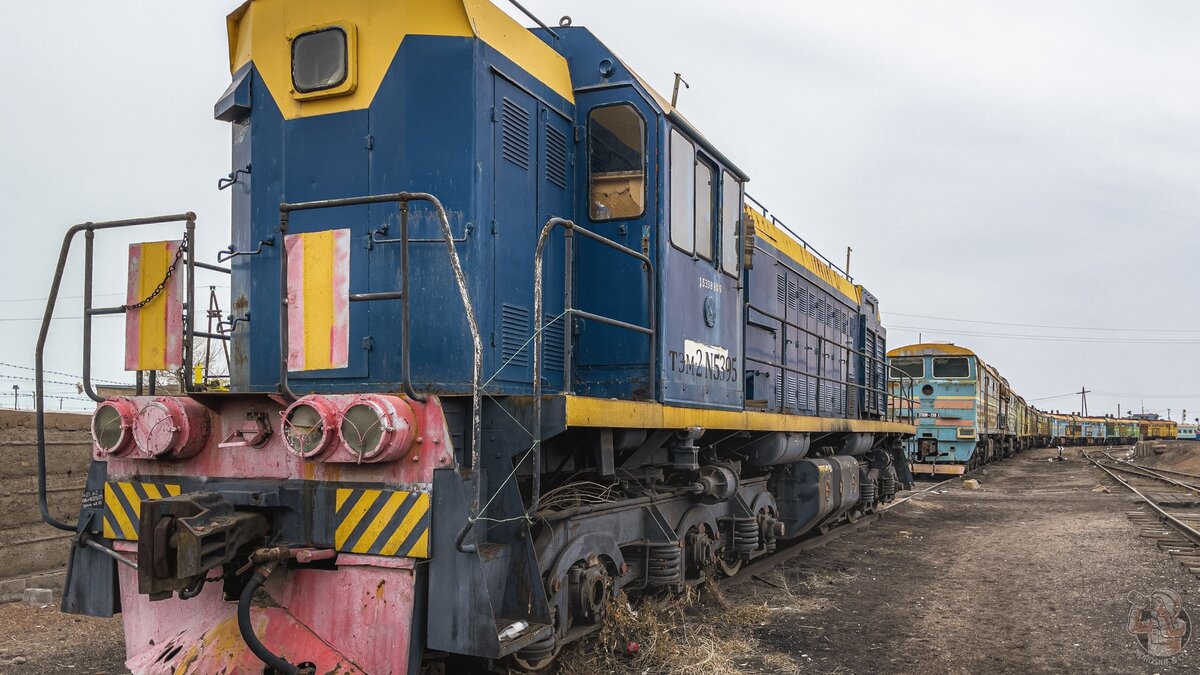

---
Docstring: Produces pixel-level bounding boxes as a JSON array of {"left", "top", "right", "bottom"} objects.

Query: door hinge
[
  {"left": 574, "top": 126, "right": 584, "bottom": 143},
  {"left": 362, "top": 336, "right": 374, "bottom": 351},
  {"left": 364, "top": 135, "right": 374, "bottom": 150}
]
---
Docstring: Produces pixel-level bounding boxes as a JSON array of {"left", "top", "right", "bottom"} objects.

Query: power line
[
  {"left": 887, "top": 311, "right": 1200, "bottom": 333},
  {"left": 0, "top": 284, "right": 231, "bottom": 305},
  {"left": 0, "top": 316, "right": 86, "bottom": 322},
  {"left": 888, "top": 324, "right": 1200, "bottom": 345},
  {"left": 0, "top": 361, "right": 127, "bottom": 385}
]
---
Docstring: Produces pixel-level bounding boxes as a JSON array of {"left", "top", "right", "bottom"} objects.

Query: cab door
[{"left": 660, "top": 128, "right": 743, "bottom": 409}]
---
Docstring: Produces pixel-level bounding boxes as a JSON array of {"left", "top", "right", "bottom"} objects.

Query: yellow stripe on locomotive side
[
  {"left": 334, "top": 488, "right": 431, "bottom": 558},
  {"left": 564, "top": 395, "right": 914, "bottom": 435}
]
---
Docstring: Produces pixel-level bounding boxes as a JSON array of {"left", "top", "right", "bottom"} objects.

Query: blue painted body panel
[
  {"left": 227, "top": 37, "right": 572, "bottom": 396},
  {"left": 222, "top": 25, "right": 889, "bottom": 421},
  {"left": 900, "top": 356, "right": 980, "bottom": 463}
]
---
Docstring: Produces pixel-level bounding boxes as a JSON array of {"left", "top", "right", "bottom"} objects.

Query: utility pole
[
  {"left": 1079, "top": 386, "right": 1090, "bottom": 417},
  {"left": 845, "top": 246, "right": 853, "bottom": 275},
  {"left": 1118, "top": 403, "right": 1122, "bottom": 418}
]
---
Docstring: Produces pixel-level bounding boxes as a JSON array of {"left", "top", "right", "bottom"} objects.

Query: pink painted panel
[
  {"left": 329, "top": 229, "right": 351, "bottom": 369},
  {"left": 284, "top": 234, "right": 307, "bottom": 371},
  {"left": 271, "top": 564, "right": 417, "bottom": 674},
  {"left": 123, "top": 244, "right": 142, "bottom": 371},
  {"left": 123, "top": 240, "right": 184, "bottom": 372}
]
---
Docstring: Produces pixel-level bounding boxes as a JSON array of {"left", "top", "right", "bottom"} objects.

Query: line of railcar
[
  {"left": 886, "top": 343, "right": 1162, "bottom": 475},
  {"left": 38, "top": 3, "right": 918, "bottom": 673}
]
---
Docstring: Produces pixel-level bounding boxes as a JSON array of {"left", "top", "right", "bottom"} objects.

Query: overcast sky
[{"left": 1, "top": 1, "right": 1197, "bottom": 418}]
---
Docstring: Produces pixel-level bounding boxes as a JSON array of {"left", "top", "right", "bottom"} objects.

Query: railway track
[
  {"left": 1086, "top": 449, "right": 1200, "bottom": 579},
  {"left": 723, "top": 473, "right": 962, "bottom": 588}
]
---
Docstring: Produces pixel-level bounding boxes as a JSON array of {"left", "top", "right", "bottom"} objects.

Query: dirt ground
[
  {"left": 1136, "top": 440, "right": 1200, "bottom": 473},
  {"left": 0, "top": 600, "right": 125, "bottom": 672},
  {"left": 713, "top": 446, "right": 1200, "bottom": 674},
  {"left": 5, "top": 446, "right": 1200, "bottom": 674}
]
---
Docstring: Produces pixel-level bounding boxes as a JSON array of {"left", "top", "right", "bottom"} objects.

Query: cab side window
[
  {"left": 720, "top": 171, "right": 741, "bottom": 275},
  {"left": 669, "top": 129, "right": 695, "bottom": 250},
  {"left": 694, "top": 161, "right": 714, "bottom": 260},
  {"left": 588, "top": 105, "right": 645, "bottom": 221}
]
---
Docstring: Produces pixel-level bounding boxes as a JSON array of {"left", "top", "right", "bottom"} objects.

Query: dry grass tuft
[{"left": 556, "top": 581, "right": 799, "bottom": 675}]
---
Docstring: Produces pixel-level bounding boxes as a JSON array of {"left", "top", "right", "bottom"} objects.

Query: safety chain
[{"left": 124, "top": 242, "right": 185, "bottom": 311}]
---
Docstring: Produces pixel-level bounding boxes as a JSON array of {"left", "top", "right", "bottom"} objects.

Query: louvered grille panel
[
  {"left": 501, "top": 304, "right": 531, "bottom": 367},
  {"left": 542, "top": 314, "right": 565, "bottom": 372},
  {"left": 501, "top": 99, "right": 531, "bottom": 169},
  {"left": 545, "top": 125, "right": 568, "bottom": 189}
]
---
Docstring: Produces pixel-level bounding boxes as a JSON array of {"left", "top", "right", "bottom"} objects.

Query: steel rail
[
  {"left": 1085, "top": 451, "right": 1200, "bottom": 546},
  {"left": 1096, "top": 460, "right": 1200, "bottom": 493},
  {"left": 1095, "top": 450, "right": 1200, "bottom": 492},
  {"left": 1123, "top": 461, "right": 1200, "bottom": 483}
]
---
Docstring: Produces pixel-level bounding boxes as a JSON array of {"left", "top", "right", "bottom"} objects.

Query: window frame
[
  {"left": 289, "top": 23, "right": 358, "bottom": 101},
  {"left": 932, "top": 356, "right": 971, "bottom": 379},
  {"left": 586, "top": 103, "right": 648, "bottom": 223},
  {"left": 719, "top": 170, "right": 741, "bottom": 277},
  {"left": 668, "top": 128, "right": 696, "bottom": 254},
  {"left": 693, "top": 158, "right": 715, "bottom": 261},
  {"left": 889, "top": 357, "right": 924, "bottom": 379}
]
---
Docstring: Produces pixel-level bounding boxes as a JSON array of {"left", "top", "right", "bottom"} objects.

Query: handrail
[
  {"left": 530, "top": 217, "right": 655, "bottom": 514},
  {"left": 275, "top": 195, "right": 481, "bottom": 487},
  {"left": 277, "top": 192, "right": 484, "bottom": 553},
  {"left": 744, "top": 193, "right": 853, "bottom": 283},
  {"left": 745, "top": 300, "right": 914, "bottom": 424},
  {"left": 37, "top": 212, "right": 197, "bottom": 532}
]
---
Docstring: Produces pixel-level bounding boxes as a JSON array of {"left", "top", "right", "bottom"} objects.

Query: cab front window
[
  {"left": 890, "top": 357, "right": 924, "bottom": 379},
  {"left": 932, "top": 357, "right": 970, "bottom": 378}
]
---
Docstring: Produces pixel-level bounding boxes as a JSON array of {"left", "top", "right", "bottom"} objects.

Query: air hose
[{"left": 237, "top": 561, "right": 299, "bottom": 675}]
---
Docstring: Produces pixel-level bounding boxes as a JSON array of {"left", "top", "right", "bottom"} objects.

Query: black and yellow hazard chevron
[
  {"left": 102, "top": 481, "right": 182, "bottom": 541},
  {"left": 335, "top": 488, "right": 430, "bottom": 558}
]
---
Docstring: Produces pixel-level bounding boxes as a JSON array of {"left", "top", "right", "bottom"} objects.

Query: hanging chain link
[{"left": 124, "top": 242, "right": 185, "bottom": 311}]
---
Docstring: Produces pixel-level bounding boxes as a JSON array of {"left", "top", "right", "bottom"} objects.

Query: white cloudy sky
[{"left": 0, "top": 1, "right": 1196, "bottom": 418}]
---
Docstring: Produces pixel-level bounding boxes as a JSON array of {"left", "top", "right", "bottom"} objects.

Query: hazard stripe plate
[
  {"left": 334, "top": 488, "right": 430, "bottom": 558},
  {"left": 102, "top": 480, "right": 182, "bottom": 541}
]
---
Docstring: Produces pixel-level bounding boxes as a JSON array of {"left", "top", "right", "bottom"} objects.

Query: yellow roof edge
[
  {"left": 746, "top": 206, "right": 861, "bottom": 306},
  {"left": 887, "top": 343, "right": 978, "bottom": 358}
]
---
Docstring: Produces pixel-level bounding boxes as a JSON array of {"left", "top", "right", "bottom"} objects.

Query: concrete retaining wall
[{"left": 0, "top": 408, "right": 92, "bottom": 603}]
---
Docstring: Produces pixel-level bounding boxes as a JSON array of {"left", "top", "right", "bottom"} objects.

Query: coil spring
[
  {"left": 860, "top": 481, "right": 877, "bottom": 506},
  {"left": 881, "top": 476, "right": 896, "bottom": 498},
  {"left": 733, "top": 519, "right": 759, "bottom": 556},
  {"left": 646, "top": 543, "right": 682, "bottom": 586}
]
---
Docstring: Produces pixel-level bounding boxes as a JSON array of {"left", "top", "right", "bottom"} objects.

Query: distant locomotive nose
[{"left": 338, "top": 394, "right": 418, "bottom": 463}]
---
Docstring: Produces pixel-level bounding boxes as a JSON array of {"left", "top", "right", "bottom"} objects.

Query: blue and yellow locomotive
[{"left": 41, "top": 2, "right": 913, "bottom": 672}]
